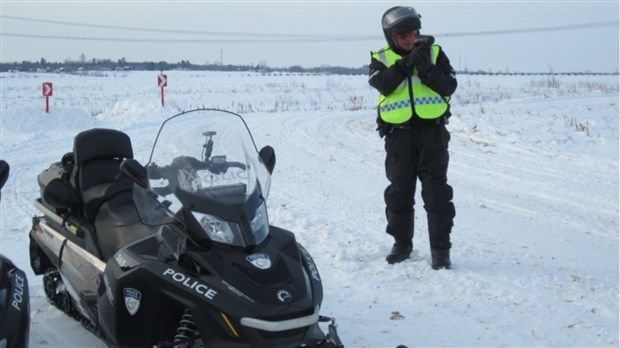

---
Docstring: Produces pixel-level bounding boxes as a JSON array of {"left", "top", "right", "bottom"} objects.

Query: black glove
[
  {"left": 398, "top": 54, "right": 415, "bottom": 73},
  {"left": 409, "top": 46, "right": 432, "bottom": 75}
]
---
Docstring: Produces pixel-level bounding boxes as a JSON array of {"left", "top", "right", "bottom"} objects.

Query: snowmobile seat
[
  {"left": 73, "top": 128, "right": 134, "bottom": 221},
  {"left": 94, "top": 191, "right": 159, "bottom": 260}
]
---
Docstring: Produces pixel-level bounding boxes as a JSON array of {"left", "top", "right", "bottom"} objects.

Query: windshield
[{"left": 133, "top": 109, "right": 272, "bottom": 247}]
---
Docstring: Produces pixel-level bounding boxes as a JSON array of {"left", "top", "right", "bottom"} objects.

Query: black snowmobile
[
  {"left": 0, "top": 160, "right": 31, "bottom": 348},
  {"left": 29, "top": 109, "right": 343, "bottom": 347}
]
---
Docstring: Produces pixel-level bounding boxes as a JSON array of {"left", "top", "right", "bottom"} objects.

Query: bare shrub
[{"left": 570, "top": 118, "right": 590, "bottom": 136}]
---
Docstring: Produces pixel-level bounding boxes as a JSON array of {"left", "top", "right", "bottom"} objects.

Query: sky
[{"left": 1, "top": 0, "right": 619, "bottom": 73}]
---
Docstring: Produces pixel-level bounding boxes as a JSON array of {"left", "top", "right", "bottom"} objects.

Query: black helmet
[{"left": 381, "top": 6, "right": 422, "bottom": 51}]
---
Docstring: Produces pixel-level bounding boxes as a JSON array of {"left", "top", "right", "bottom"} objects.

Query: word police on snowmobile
[
  {"left": 11, "top": 273, "right": 26, "bottom": 311},
  {"left": 163, "top": 268, "right": 218, "bottom": 300}
]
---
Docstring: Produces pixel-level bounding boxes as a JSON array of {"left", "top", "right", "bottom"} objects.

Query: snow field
[{"left": 0, "top": 71, "right": 618, "bottom": 347}]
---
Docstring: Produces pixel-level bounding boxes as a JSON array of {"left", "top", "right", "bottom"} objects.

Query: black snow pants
[{"left": 383, "top": 122, "right": 455, "bottom": 250}]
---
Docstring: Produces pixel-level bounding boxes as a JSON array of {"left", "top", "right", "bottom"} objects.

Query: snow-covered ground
[{"left": 0, "top": 70, "right": 618, "bottom": 347}]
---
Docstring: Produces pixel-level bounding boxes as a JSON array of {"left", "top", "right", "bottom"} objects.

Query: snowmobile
[
  {"left": 28, "top": 109, "right": 343, "bottom": 347},
  {"left": 0, "top": 160, "right": 31, "bottom": 348}
]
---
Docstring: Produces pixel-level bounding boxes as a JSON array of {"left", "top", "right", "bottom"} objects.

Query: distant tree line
[
  {"left": 0, "top": 58, "right": 367, "bottom": 75},
  {"left": 0, "top": 58, "right": 617, "bottom": 76}
]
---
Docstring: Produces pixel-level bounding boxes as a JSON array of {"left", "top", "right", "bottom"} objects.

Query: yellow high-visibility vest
[{"left": 372, "top": 45, "right": 450, "bottom": 124}]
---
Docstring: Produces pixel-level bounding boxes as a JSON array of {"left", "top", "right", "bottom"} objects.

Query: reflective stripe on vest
[{"left": 371, "top": 45, "right": 449, "bottom": 124}]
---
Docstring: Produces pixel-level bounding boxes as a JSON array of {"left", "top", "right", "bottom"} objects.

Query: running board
[{"left": 34, "top": 198, "right": 64, "bottom": 225}]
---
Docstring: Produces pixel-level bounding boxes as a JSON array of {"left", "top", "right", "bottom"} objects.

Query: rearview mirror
[{"left": 259, "top": 146, "right": 276, "bottom": 174}]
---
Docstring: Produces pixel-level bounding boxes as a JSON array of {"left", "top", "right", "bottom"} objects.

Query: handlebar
[{"left": 147, "top": 156, "right": 247, "bottom": 196}]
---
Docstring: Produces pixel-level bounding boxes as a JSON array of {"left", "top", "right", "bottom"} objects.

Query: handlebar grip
[{"left": 226, "top": 162, "right": 247, "bottom": 170}]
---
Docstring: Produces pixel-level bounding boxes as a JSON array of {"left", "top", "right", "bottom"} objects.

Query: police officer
[{"left": 369, "top": 6, "right": 457, "bottom": 269}]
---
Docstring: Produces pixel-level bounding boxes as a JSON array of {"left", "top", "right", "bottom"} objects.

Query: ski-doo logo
[
  {"left": 163, "top": 268, "right": 218, "bottom": 300},
  {"left": 246, "top": 253, "right": 271, "bottom": 270},
  {"left": 277, "top": 289, "right": 292, "bottom": 303},
  {"left": 11, "top": 273, "right": 25, "bottom": 311},
  {"left": 124, "top": 288, "right": 141, "bottom": 316}
]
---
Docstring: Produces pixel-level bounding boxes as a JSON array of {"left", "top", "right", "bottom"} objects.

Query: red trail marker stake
[
  {"left": 42, "top": 82, "right": 53, "bottom": 113},
  {"left": 157, "top": 72, "right": 168, "bottom": 107}
]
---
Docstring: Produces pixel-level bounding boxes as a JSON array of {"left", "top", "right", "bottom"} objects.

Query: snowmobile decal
[
  {"left": 11, "top": 273, "right": 26, "bottom": 311},
  {"left": 300, "top": 246, "right": 321, "bottom": 282},
  {"left": 163, "top": 268, "right": 218, "bottom": 300},
  {"left": 123, "top": 288, "right": 141, "bottom": 316},
  {"left": 114, "top": 253, "right": 128, "bottom": 268},
  {"left": 103, "top": 274, "right": 114, "bottom": 305},
  {"left": 221, "top": 280, "right": 255, "bottom": 303},
  {"left": 246, "top": 253, "right": 271, "bottom": 270}
]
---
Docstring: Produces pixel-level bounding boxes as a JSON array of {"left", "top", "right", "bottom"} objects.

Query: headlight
[
  {"left": 251, "top": 202, "right": 269, "bottom": 245},
  {"left": 191, "top": 201, "right": 269, "bottom": 248},
  {"left": 191, "top": 211, "right": 245, "bottom": 247}
]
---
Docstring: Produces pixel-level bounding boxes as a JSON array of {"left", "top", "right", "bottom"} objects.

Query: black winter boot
[
  {"left": 431, "top": 249, "right": 451, "bottom": 270},
  {"left": 386, "top": 243, "right": 413, "bottom": 264}
]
